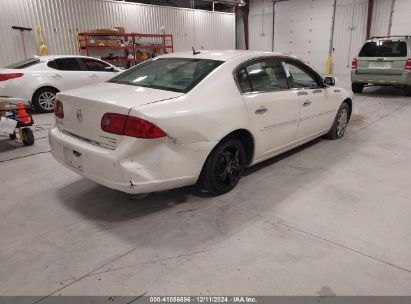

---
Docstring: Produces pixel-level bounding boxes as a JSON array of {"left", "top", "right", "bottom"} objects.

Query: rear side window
[
  {"left": 4, "top": 58, "right": 40, "bottom": 69},
  {"left": 48, "top": 58, "right": 82, "bottom": 71},
  {"left": 359, "top": 41, "right": 408, "bottom": 57}
]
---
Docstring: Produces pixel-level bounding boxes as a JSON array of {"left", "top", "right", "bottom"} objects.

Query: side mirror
[{"left": 324, "top": 76, "right": 336, "bottom": 86}]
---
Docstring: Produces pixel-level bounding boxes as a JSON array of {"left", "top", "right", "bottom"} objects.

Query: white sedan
[
  {"left": 49, "top": 50, "right": 352, "bottom": 195},
  {"left": 0, "top": 55, "right": 120, "bottom": 112}
]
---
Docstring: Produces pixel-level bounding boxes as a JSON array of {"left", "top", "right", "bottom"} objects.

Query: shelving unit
[{"left": 77, "top": 32, "right": 174, "bottom": 69}]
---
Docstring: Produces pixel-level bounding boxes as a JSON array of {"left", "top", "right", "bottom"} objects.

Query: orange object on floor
[{"left": 17, "top": 103, "right": 31, "bottom": 124}]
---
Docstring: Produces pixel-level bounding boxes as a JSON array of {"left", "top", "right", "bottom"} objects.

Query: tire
[
  {"left": 327, "top": 103, "right": 350, "bottom": 140},
  {"left": 352, "top": 83, "right": 364, "bottom": 94},
  {"left": 405, "top": 86, "right": 411, "bottom": 97},
  {"left": 32, "top": 87, "right": 59, "bottom": 113},
  {"left": 199, "top": 138, "right": 246, "bottom": 195},
  {"left": 21, "top": 128, "right": 35, "bottom": 146}
]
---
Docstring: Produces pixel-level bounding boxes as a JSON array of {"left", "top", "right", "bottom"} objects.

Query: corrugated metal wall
[
  {"left": 370, "top": 0, "right": 393, "bottom": 37},
  {"left": 0, "top": 0, "right": 235, "bottom": 67}
]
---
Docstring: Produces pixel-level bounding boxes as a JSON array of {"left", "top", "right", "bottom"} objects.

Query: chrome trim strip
[
  {"left": 299, "top": 111, "right": 333, "bottom": 122},
  {"left": 262, "top": 119, "right": 298, "bottom": 131},
  {"left": 60, "top": 129, "right": 116, "bottom": 150}
]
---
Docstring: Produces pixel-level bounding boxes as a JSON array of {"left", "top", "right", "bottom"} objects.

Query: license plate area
[
  {"left": 63, "top": 147, "right": 83, "bottom": 171},
  {"left": 368, "top": 61, "right": 392, "bottom": 68}
]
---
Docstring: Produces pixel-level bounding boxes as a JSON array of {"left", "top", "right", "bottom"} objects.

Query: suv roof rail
[{"left": 369, "top": 35, "right": 410, "bottom": 39}]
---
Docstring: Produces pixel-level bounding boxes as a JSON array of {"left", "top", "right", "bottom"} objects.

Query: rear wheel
[
  {"left": 327, "top": 103, "right": 350, "bottom": 140},
  {"left": 32, "top": 87, "right": 59, "bottom": 113},
  {"left": 405, "top": 86, "right": 411, "bottom": 97},
  {"left": 199, "top": 138, "right": 246, "bottom": 195},
  {"left": 21, "top": 128, "right": 34, "bottom": 146},
  {"left": 352, "top": 83, "right": 364, "bottom": 93}
]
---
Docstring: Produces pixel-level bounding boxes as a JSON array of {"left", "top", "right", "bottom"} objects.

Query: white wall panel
[
  {"left": 248, "top": 0, "right": 273, "bottom": 51},
  {"left": 273, "top": 0, "right": 334, "bottom": 73},
  {"left": 332, "top": 0, "right": 368, "bottom": 75},
  {"left": 390, "top": 0, "right": 411, "bottom": 35},
  {"left": 0, "top": 0, "right": 235, "bottom": 67}
]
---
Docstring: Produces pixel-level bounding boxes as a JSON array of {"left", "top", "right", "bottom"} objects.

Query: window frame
[
  {"left": 282, "top": 59, "right": 324, "bottom": 90},
  {"left": 234, "top": 57, "right": 292, "bottom": 94}
]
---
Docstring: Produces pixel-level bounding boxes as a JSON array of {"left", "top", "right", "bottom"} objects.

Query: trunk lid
[{"left": 56, "top": 82, "right": 183, "bottom": 149}]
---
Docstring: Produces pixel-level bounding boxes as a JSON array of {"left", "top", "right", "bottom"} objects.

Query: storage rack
[{"left": 77, "top": 32, "right": 174, "bottom": 68}]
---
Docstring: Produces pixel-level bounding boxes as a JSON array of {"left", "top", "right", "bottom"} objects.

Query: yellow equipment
[{"left": 37, "top": 27, "right": 49, "bottom": 56}]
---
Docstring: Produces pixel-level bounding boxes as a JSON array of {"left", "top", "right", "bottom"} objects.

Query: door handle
[
  {"left": 89, "top": 74, "right": 98, "bottom": 78},
  {"left": 303, "top": 100, "right": 312, "bottom": 107},
  {"left": 255, "top": 106, "right": 268, "bottom": 115},
  {"left": 52, "top": 74, "right": 62, "bottom": 79},
  {"left": 297, "top": 91, "right": 308, "bottom": 96}
]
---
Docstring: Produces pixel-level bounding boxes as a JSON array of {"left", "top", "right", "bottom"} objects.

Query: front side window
[
  {"left": 81, "top": 58, "right": 111, "bottom": 72},
  {"left": 283, "top": 62, "right": 319, "bottom": 89},
  {"left": 237, "top": 58, "right": 289, "bottom": 93},
  {"left": 48, "top": 58, "right": 82, "bottom": 71},
  {"left": 109, "top": 58, "right": 223, "bottom": 93},
  {"left": 359, "top": 41, "right": 407, "bottom": 57}
]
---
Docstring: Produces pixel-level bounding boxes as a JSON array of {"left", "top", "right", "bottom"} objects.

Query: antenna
[{"left": 192, "top": 47, "right": 201, "bottom": 55}]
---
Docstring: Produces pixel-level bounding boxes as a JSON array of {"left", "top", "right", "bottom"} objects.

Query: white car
[
  {"left": 49, "top": 50, "right": 352, "bottom": 195},
  {"left": 0, "top": 55, "right": 120, "bottom": 112}
]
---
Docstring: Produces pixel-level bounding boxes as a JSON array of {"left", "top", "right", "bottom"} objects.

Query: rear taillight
[
  {"left": 54, "top": 100, "right": 64, "bottom": 119},
  {"left": 0, "top": 73, "right": 24, "bottom": 81},
  {"left": 405, "top": 59, "right": 411, "bottom": 70},
  {"left": 101, "top": 113, "right": 166, "bottom": 139},
  {"left": 351, "top": 58, "right": 358, "bottom": 69}
]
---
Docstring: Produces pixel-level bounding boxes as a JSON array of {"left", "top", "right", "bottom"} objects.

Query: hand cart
[{"left": 0, "top": 102, "right": 35, "bottom": 146}]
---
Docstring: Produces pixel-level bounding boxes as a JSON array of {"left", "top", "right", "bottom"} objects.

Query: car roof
[
  {"left": 160, "top": 50, "right": 296, "bottom": 62},
  {"left": 35, "top": 55, "right": 99, "bottom": 61}
]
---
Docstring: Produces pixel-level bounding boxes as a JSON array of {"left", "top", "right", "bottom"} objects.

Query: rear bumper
[
  {"left": 49, "top": 126, "right": 216, "bottom": 194},
  {"left": 351, "top": 70, "right": 411, "bottom": 86}
]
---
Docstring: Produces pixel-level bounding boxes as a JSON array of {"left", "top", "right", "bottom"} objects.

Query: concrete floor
[{"left": 1, "top": 76, "right": 411, "bottom": 297}]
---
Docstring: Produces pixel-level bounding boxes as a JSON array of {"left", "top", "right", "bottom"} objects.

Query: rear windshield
[
  {"left": 359, "top": 41, "right": 408, "bottom": 57},
  {"left": 4, "top": 58, "right": 41, "bottom": 69},
  {"left": 109, "top": 58, "right": 223, "bottom": 93}
]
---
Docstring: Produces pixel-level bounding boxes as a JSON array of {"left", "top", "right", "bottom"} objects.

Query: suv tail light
[
  {"left": 0, "top": 73, "right": 24, "bottom": 81},
  {"left": 351, "top": 58, "right": 358, "bottom": 69},
  {"left": 405, "top": 59, "right": 411, "bottom": 70},
  {"left": 54, "top": 100, "right": 64, "bottom": 119},
  {"left": 101, "top": 113, "right": 166, "bottom": 139}
]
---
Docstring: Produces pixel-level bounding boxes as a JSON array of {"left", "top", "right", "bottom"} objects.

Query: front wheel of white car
[
  {"left": 32, "top": 87, "right": 59, "bottom": 113},
  {"left": 199, "top": 138, "right": 246, "bottom": 196},
  {"left": 327, "top": 103, "right": 350, "bottom": 140}
]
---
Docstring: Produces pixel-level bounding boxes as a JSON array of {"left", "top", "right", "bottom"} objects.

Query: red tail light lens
[
  {"left": 101, "top": 113, "right": 127, "bottom": 135},
  {"left": 0, "top": 73, "right": 24, "bottom": 81},
  {"left": 54, "top": 100, "right": 64, "bottom": 119},
  {"left": 405, "top": 59, "right": 411, "bottom": 70},
  {"left": 351, "top": 58, "right": 358, "bottom": 69},
  {"left": 101, "top": 113, "right": 166, "bottom": 139}
]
